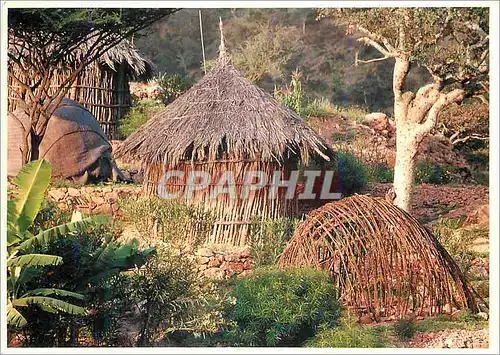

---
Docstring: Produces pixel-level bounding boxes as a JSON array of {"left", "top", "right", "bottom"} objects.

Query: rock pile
[
  {"left": 195, "top": 246, "right": 254, "bottom": 280},
  {"left": 47, "top": 185, "right": 142, "bottom": 216}
]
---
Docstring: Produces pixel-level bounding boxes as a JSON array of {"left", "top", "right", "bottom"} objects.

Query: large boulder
[{"left": 7, "top": 98, "right": 126, "bottom": 184}]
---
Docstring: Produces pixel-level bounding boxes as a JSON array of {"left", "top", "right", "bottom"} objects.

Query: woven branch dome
[{"left": 278, "top": 195, "right": 477, "bottom": 319}]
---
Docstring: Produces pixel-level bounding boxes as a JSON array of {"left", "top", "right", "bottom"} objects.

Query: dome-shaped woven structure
[{"left": 278, "top": 195, "right": 478, "bottom": 319}]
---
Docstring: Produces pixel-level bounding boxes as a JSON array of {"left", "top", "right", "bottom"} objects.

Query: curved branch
[
  {"left": 357, "top": 25, "right": 396, "bottom": 53},
  {"left": 357, "top": 37, "right": 394, "bottom": 58},
  {"left": 418, "top": 89, "right": 465, "bottom": 135},
  {"left": 354, "top": 50, "right": 391, "bottom": 66}
]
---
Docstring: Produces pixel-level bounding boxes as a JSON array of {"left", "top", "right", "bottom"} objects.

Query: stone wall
[
  {"left": 195, "top": 246, "right": 254, "bottom": 280},
  {"left": 47, "top": 185, "right": 142, "bottom": 216}
]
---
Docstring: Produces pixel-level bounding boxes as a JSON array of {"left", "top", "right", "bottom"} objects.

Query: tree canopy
[{"left": 317, "top": 8, "right": 489, "bottom": 100}]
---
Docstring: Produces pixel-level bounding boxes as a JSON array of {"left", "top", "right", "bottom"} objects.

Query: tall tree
[
  {"left": 8, "top": 8, "right": 179, "bottom": 163},
  {"left": 318, "top": 8, "right": 489, "bottom": 212}
]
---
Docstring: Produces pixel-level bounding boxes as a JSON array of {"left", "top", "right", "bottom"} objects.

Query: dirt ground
[{"left": 366, "top": 182, "right": 489, "bottom": 226}]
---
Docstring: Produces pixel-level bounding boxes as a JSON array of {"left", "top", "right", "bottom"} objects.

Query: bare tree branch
[
  {"left": 357, "top": 25, "right": 396, "bottom": 53},
  {"left": 354, "top": 50, "right": 391, "bottom": 66},
  {"left": 418, "top": 89, "right": 465, "bottom": 135},
  {"left": 357, "top": 37, "right": 394, "bottom": 58}
]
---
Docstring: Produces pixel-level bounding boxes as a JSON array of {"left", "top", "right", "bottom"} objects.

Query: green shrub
[
  {"left": 248, "top": 217, "right": 298, "bottom": 267},
  {"left": 300, "top": 97, "right": 369, "bottom": 122},
  {"left": 415, "top": 161, "right": 461, "bottom": 185},
  {"left": 302, "top": 152, "right": 367, "bottom": 197},
  {"left": 155, "top": 73, "right": 191, "bottom": 104},
  {"left": 366, "top": 163, "right": 394, "bottom": 183},
  {"left": 118, "top": 99, "right": 164, "bottom": 138},
  {"left": 305, "top": 317, "right": 392, "bottom": 348},
  {"left": 393, "top": 318, "right": 416, "bottom": 341},
  {"left": 338, "top": 105, "right": 369, "bottom": 123},
  {"left": 126, "top": 246, "right": 199, "bottom": 346},
  {"left": 19, "top": 200, "right": 152, "bottom": 347},
  {"left": 433, "top": 218, "right": 489, "bottom": 298},
  {"left": 224, "top": 267, "right": 341, "bottom": 346},
  {"left": 415, "top": 312, "right": 487, "bottom": 332},
  {"left": 302, "top": 98, "right": 337, "bottom": 118},
  {"left": 337, "top": 152, "right": 368, "bottom": 196},
  {"left": 274, "top": 70, "right": 304, "bottom": 116}
]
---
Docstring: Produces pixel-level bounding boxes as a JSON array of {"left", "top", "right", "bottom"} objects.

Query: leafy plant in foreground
[{"left": 6, "top": 160, "right": 105, "bottom": 328}]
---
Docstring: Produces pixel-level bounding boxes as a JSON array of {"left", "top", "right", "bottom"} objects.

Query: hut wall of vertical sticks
[
  {"left": 116, "top": 46, "right": 334, "bottom": 246},
  {"left": 7, "top": 39, "right": 154, "bottom": 140}
]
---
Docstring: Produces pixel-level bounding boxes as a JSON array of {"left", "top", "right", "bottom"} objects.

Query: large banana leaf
[
  {"left": 7, "top": 254, "right": 63, "bottom": 268},
  {"left": 7, "top": 303, "right": 27, "bottom": 327},
  {"left": 22, "top": 288, "right": 86, "bottom": 300},
  {"left": 17, "top": 215, "right": 108, "bottom": 251},
  {"left": 12, "top": 296, "right": 87, "bottom": 316},
  {"left": 7, "top": 200, "right": 18, "bottom": 236},
  {"left": 10, "top": 160, "right": 52, "bottom": 233},
  {"left": 91, "top": 241, "right": 116, "bottom": 271}
]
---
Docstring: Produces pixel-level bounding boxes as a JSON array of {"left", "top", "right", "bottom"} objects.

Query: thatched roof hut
[
  {"left": 8, "top": 38, "right": 154, "bottom": 140},
  {"left": 116, "top": 51, "right": 334, "bottom": 246}
]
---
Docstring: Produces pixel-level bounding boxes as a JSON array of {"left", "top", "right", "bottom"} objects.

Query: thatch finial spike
[{"left": 219, "top": 17, "right": 226, "bottom": 59}]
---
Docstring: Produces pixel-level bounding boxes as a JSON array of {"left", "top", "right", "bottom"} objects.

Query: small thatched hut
[
  {"left": 8, "top": 38, "right": 154, "bottom": 140},
  {"left": 116, "top": 50, "right": 334, "bottom": 246},
  {"left": 279, "top": 195, "right": 478, "bottom": 319}
]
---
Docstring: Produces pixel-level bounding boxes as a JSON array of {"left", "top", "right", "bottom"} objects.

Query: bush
[
  {"left": 274, "top": 70, "right": 303, "bottom": 116},
  {"left": 224, "top": 267, "right": 341, "bottom": 346},
  {"left": 155, "top": 73, "right": 191, "bottom": 104},
  {"left": 433, "top": 218, "right": 489, "bottom": 298},
  {"left": 393, "top": 318, "right": 416, "bottom": 341},
  {"left": 415, "top": 161, "right": 461, "bottom": 185},
  {"left": 302, "top": 98, "right": 337, "bottom": 118},
  {"left": 20, "top": 202, "right": 152, "bottom": 347},
  {"left": 118, "top": 99, "right": 164, "bottom": 138},
  {"left": 337, "top": 152, "right": 368, "bottom": 196},
  {"left": 415, "top": 312, "right": 487, "bottom": 333},
  {"left": 305, "top": 317, "right": 391, "bottom": 348},
  {"left": 366, "top": 163, "right": 394, "bottom": 183},
  {"left": 126, "top": 245, "right": 236, "bottom": 346},
  {"left": 301, "top": 151, "right": 367, "bottom": 198},
  {"left": 248, "top": 217, "right": 298, "bottom": 267},
  {"left": 126, "top": 246, "right": 199, "bottom": 346}
]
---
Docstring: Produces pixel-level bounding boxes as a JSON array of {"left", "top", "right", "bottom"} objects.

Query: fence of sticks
[
  {"left": 278, "top": 194, "right": 478, "bottom": 320},
  {"left": 145, "top": 160, "right": 298, "bottom": 246}
]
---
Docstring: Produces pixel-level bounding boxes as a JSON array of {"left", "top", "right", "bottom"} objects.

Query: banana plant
[{"left": 7, "top": 160, "right": 107, "bottom": 328}]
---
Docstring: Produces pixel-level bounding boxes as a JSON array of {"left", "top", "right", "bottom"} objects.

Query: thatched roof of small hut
[
  {"left": 115, "top": 57, "right": 333, "bottom": 166},
  {"left": 96, "top": 38, "right": 155, "bottom": 79},
  {"left": 8, "top": 33, "right": 154, "bottom": 79}
]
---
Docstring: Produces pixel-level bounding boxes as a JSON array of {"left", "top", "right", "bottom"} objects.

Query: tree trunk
[
  {"left": 69, "top": 323, "right": 79, "bottom": 346},
  {"left": 393, "top": 125, "right": 419, "bottom": 212},
  {"left": 29, "top": 132, "right": 42, "bottom": 161}
]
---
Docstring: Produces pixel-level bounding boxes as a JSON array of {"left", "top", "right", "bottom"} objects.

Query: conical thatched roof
[{"left": 115, "top": 58, "right": 333, "bottom": 166}]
